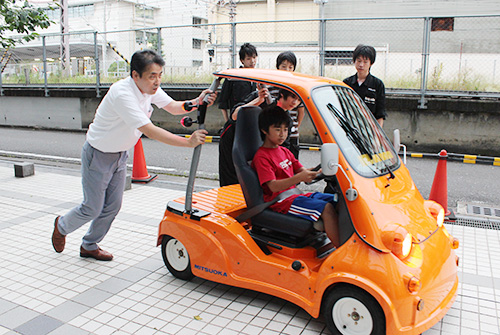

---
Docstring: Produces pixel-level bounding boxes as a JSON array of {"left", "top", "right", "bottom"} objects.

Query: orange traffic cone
[
  {"left": 131, "top": 138, "right": 158, "bottom": 183},
  {"left": 429, "top": 149, "right": 451, "bottom": 216}
]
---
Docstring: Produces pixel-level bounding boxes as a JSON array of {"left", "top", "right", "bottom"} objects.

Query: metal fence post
[
  {"left": 419, "top": 17, "right": 431, "bottom": 109},
  {"left": 42, "top": 36, "right": 49, "bottom": 97},
  {"left": 231, "top": 22, "right": 236, "bottom": 68},
  {"left": 319, "top": 18, "right": 326, "bottom": 77},
  {"left": 94, "top": 31, "right": 101, "bottom": 98},
  {"left": 157, "top": 27, "right": 162, "bottom": 54},
  {"left": 0, "top": 57, "right": 3, "bottom": 96}
]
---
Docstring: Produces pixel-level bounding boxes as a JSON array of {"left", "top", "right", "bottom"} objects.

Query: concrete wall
[
  {"left": 383, "top": 97, "right": 500, "bottom": 155},
  {"left": 0, "top": 96, "right": 82, "bottom": 129},
  {"left": 1, "top": 92, "right": 499, "bottom": 156}
]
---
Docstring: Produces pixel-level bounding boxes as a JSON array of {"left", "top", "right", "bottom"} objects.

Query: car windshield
[{"left": 312, "top": 85, "right": 400, "bottom": 177}]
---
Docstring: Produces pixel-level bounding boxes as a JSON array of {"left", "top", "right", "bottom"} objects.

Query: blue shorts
[{"left": 288, "top": 192, "right": 338, "bottom": 222}]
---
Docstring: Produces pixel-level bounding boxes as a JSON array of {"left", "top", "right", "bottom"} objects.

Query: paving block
[{"left": 14, "top": 162, "right": 35, "bottom": 177}]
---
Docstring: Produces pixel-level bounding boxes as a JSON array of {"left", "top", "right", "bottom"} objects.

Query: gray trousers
[{"left": 58, "top": 142, "right": 128, "bottom": 251}]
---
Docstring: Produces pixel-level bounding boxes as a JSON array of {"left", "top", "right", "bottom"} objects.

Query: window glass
[{"left": 312, "top": 85, "right": 399, "bottom": 177}]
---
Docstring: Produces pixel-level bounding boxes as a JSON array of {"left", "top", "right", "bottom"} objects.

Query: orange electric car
[{"left": 157, "top": 69, "right": 459, "bottom": 334}]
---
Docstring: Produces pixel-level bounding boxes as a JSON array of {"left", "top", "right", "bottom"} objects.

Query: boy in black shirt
[
  {"left": 343, "top": 44, "right": 386, "bottom": 127},
  {"left": 218, "top": 43, "right": 258, "bottom": 122},
  {"left": 276, "top": 51, "right": 304, "bottom": 159}
]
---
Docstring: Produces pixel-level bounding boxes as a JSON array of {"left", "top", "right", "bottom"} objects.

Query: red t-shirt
[{"left": 251, "top": 146, "right": 303, "bottom": 213}]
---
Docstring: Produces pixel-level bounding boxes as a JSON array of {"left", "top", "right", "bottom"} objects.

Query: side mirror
[
  {"left": 321, "top": 143, "right": 358, "bottom": 201},
  {"left": 321, "top": 143, "right": 339, "bottom": 176},
  {"left": 393, "top": 129, "right": 401, "bottom": 154}
]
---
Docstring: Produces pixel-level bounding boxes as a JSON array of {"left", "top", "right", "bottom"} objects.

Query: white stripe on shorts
[{"left": 289, "top": 205, "right": 321, "bottom": 220}]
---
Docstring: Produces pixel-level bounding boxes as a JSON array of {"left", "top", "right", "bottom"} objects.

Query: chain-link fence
[{"left": 1, "top": 15, "right": 499, "bottom": 101}]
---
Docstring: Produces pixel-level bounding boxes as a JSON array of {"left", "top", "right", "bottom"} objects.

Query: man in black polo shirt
[{"left": 343, "top": 44, "right": 386, "bottom": 127}]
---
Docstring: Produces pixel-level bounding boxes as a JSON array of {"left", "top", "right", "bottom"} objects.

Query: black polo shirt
[
  {"left": 343, "top": 73, "right": 386, "bottom": 120},
  {"left": 218, "top": 78, "right": 257, "bottom": 111}
]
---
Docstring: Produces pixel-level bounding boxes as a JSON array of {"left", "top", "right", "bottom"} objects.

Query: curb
[{"left": 0, "top": 150, "right": 219, "bottom": 180}]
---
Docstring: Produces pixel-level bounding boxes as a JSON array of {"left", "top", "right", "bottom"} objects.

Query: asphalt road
[{"left": 1, "top": 126, "right": 499, "bottom": 209}]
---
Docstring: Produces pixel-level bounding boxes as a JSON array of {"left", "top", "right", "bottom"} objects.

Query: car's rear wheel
[
  {"left": 161, "top": 235, "right": 194, "bottom": 280},
  {"left": 323, "top": 284, "right": 385, "bottom": 335}
]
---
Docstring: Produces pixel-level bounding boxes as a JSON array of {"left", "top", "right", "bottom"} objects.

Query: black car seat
[{"left": 232, "top": 106, "right": 316, "bottom": 239}]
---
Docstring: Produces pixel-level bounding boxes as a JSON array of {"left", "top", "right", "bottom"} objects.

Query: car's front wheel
[
  {"left": 161, "top": 235, "right": 194, "bottom": 280},
  {"left": 323, "top": 284, "right": 385, "bottom": 335}
]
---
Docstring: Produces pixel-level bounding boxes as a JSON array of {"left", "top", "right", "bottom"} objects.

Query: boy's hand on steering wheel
[
  {"left": 311, "top": 164, "right": 321, "bottom": 172},
  {"left": 298, "top": 168, "right": 320, "bottom": 184},
  {"left": 305, "top": 165, "right": 326, "bottom": 185}
]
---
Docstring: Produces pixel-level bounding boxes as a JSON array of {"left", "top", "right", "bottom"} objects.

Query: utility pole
[
  {"left": 103, "top": 0, "right": 107, "bottom": 77},
  {"left": 215, "top": 0, "right": 238, "bottom": 67},
  {"left": 142, "top": 0, "right": 147, "bottom": 48},
  {"left": 228, "top": 0, "right": 237, "bottom": 68},
  {"left": 267, "top": 0, "right": 276, "bottom": 44},
  {"left": 314, "top": 0, "right": 328, "bottom": 76},
  {"left": 228, "top": 0, "right": 237, "bottom": 21}
]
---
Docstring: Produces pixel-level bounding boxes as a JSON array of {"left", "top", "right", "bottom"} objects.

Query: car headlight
[
  {"left": 436, "top": 208, "right": 445, "bottom": 228},
  {"left": 401, "top": 232, "right": 412, "bottom": 258},
  {"left": 426, "top": 200, "right": 445, "bottom": 228},
  {"left": 382, "top": 224, "right": 413, "bottom": 259}
]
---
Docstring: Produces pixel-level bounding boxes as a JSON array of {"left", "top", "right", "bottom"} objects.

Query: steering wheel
[{"left": 306, "top": 164, "right": 326, "bottom": 185}]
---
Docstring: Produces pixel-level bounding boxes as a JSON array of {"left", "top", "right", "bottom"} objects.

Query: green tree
[{"left": 0, "top": 0, "right": 53, "bottom": 48}]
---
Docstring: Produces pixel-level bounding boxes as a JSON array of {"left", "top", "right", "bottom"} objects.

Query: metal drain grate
[
  {"left": 467, "top": 204, "right": 500, "bottom": 217},
  {"left": 447, "top": 217, "right": 500, "bottom": 230}
]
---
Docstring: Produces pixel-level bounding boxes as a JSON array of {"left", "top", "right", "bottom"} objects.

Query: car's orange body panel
[{"left": 157, "top": 69, "right": 458, "bottom": 334}]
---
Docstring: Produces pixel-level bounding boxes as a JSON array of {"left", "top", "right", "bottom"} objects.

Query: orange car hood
[{"left": 349, "top": 163, "right": 442, "bottom": 253}]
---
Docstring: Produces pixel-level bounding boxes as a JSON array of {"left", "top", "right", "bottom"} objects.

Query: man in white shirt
[{"left": 52, "top": 49, "right": 216, "bottom": 261}]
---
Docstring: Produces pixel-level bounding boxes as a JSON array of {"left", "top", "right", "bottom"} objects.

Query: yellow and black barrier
[
  {"left": 107, "top": 42, "right": 130, "bottom": 65},
  {"left": 1, "top": 50, "right": 12, "bottom": 73},
  {"left": 178, "top": 134, "right": 499, "bottom": 166},
  {"left": 180, "top": 135, "right": 323, "bottom": 149},
  {"left": 182, "top": 135, "right": 215, "bottom": 143},
  {"left": 410, "top": 152, "right": 500, "bottom": 166},
  {"left": 300, "top": 146, "right": 321, "bottom": 151}
]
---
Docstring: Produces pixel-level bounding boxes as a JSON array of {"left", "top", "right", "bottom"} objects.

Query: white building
[
  {"left": 209, "top": 0, "right": 500, "bottom": 85},
  {"left": 5, "top": 0, "right": 211, "bottom": 78}
]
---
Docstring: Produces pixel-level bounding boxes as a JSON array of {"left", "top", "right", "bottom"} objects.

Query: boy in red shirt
[{"left": 251, "top": 105, "right": 341, "bottom": 247}]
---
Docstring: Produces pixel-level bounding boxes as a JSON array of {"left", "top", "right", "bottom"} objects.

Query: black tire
[
  {"left": 323, "top": 284, "right": 385, "bottom": 335},
  {"left": 161, "top": 235, "right": 194, "bottom": 280}
]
